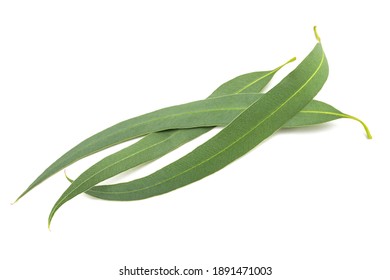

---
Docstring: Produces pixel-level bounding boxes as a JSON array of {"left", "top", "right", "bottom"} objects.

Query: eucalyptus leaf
[
  {"left": 17, "top": 60, "right": 290, "bottom": 202},
  {"left": 48, "top": 28, "right": 329, "bottom": 226},
  {"left": 58, "top": 96, "right": 370, "bottom": 218}
]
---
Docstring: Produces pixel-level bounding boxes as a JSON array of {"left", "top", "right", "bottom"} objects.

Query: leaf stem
[
  {"left": 274, "top": 57, "right": 296, "bottom": 72},
  {"left": 302, "top": 110, "right": 372, "bottom": 139},
  {"left": 314, "top": 26, "right": 321, "bottom": 42},
  {"left": 344, "top": 114, "right": 372, "bottom": 139}
]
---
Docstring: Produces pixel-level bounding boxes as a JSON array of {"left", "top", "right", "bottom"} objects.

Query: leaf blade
[
  {"left": 49, "top": 38, "right": 329, "bottom": 225},
  {"left": 86, "top": 42, "right": 328, "bottom": 203},
  {"left": 18, "top": 65, "right": 285, "bottom": 202},
  {"left": 63, "top": 97, "right": 370, "bottom": 199},
  {"left": 53, "top": 95, "right": 373, "bottom": 224}
]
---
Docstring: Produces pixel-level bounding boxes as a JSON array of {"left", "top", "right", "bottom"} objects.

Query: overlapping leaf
[
  {"left": 14, "top": 27, "right": 372, "bottom": 228},
  {"left": 56, "top": 96, "right": 371, "bottom": 220},
  {"left": 17, "top": 60, "right": 291, "bottom": 202},
  {"left": 49, "top": 30, "right": 331, "bottom": 225}
]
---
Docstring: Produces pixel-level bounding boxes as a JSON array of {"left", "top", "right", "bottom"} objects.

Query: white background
[{"left": 1, "top": 1, "right": 389, "bottom": 279}]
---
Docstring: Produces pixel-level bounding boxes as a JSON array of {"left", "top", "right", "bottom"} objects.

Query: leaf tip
[
  {"left": 13, "top": 192, "right": 25, "bottom": 204},
  {"left": 48, "top": 211, "right": 55, "bottom": 231},
  {"left": 314, "top": 26, "right": 321, "bottom": 42},
  {"left": 48, "top": 216, "right": 53, "bottom": 231},
  {"left": 64, "top": 170, "right": 74, "bottom": 183}
]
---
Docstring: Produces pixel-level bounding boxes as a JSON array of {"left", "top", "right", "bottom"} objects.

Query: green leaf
[
  {"left": 49, "top": 30, "right": 329, "bottom": 226},
  {"left": 85, "top": 36, "right": 328, "bottom": 203},
  {"left": 286, "top": 99, "right": 344, "bottom": 127},
  {"left": 17, "top": 60, "right": 290, "bottom": 202},
  {"left": 285, "top": 100, "right": 372, "bottom": 137},
  {"left": 55, "top": 96, "right": 371, "bottom": 221}
]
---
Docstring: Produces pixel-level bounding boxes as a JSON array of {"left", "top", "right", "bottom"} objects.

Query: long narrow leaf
[
  {"left": 86, "top": 46, "right": 327, "bottom": 201},
  {"left": 49, "top": 29, "right": 329, "bottom": 225},
  {"left": 61, "top": 97, "right": 371, "bottom": 213},
  {"left": 17, "top": 61, "right": 291, "bottom": 202}
]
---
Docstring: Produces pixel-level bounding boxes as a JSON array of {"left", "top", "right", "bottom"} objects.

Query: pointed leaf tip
[
  {"left": 48, "top": 211, "right": 55, "bottom": 230},
  {"left": 64, "top": 170, "right": 74, "bottom": 183},
  {"left": 12, "top": 196, "right": 21, "bottom": 205},
  {"left": 48, "top": 216, "right": 53, "bottom": 231}
]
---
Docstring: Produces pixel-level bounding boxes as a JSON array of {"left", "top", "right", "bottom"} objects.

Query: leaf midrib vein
[
  {"left": 52, "top": 71, "right": 277, "bottom": 210},
  {"left": 92, "top": 51, "right": 325, "bottom": 195},
  {"left": 53, "top": 131, "right": 181, "bottom": 209},
  {"left": 77, "top": 69, "right": 277, "bottom": 151}
]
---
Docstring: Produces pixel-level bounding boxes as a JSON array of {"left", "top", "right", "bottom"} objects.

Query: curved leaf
[
  {"left": 49, "top": 32, "right": 329, "bottom": 225},
  {"left": 17, "top": 61, "right": 290, "bottom": 202},
  {"left": 58, "top": 97, "right": 371, "bottom": 217}
]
